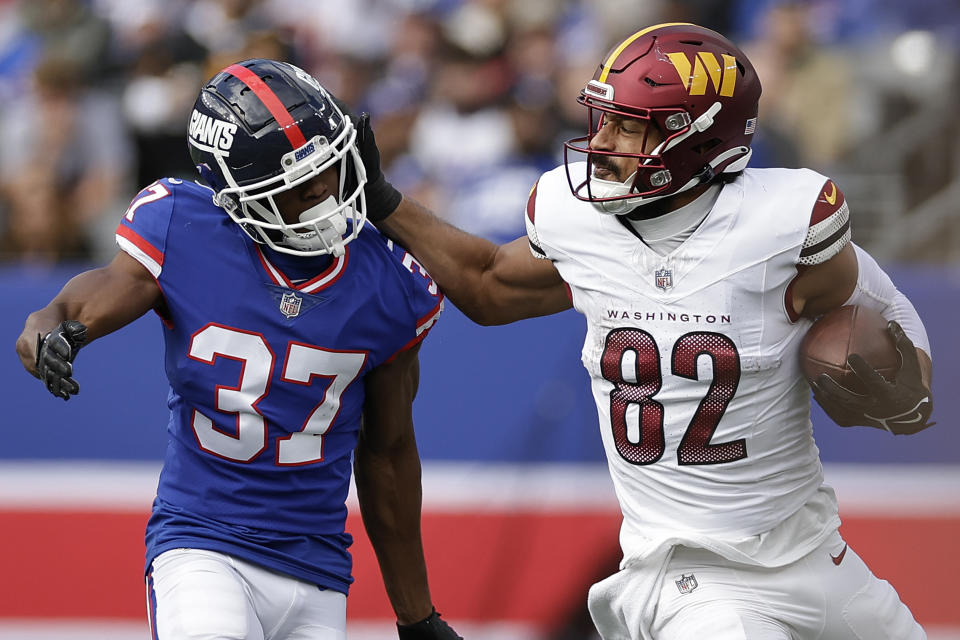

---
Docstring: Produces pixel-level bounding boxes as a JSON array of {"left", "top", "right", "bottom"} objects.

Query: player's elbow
[
  {"left": 469, "top": 309, "right": 510, "bottom": 326},
  {"left": 457, "top": 301, "right": 523, "bottom": 326}
]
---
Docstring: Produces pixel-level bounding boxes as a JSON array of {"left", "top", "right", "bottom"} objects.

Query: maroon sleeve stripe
[
  {"left": 798, "top": 218, "right": 850, "bottom": 259},
  {"left": 526, "top": 180, "right": 539, "bottom": 223},
  {"left": 225, "top": 64, "right": 307, "bottom": 150}
]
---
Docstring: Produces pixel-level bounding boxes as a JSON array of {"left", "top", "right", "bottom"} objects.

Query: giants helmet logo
[{"left": 188, "top": 110, "right": 239, "bottom": 154}]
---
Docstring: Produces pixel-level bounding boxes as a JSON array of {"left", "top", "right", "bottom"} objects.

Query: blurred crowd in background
[{"left": 0, "top": 0, "right": 957, "bottom": 266}]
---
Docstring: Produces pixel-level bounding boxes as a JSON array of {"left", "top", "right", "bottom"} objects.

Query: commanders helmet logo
[{"left": 666, "top": 52, "right": 738, "bottom": 97}]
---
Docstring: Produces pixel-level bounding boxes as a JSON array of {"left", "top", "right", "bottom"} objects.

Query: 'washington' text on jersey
[{"left": 606, "top": 309, "right": 732, "bottom": 324}]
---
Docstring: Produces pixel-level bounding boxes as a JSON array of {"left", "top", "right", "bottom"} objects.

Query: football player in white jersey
[{"left": 353, "top": 22, "right": 936, "bottom": 640}]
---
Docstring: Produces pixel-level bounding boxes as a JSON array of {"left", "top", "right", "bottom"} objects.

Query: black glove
[
  {"left": 810, "top": 321, "right": 934, "bottom": 435},
  {"left": 331, "top": 96, "right": 402, "bottom": 222},
  {"left": 397, "top": 609, "right": 463, "bottom": 640},
  {"left": 35, "top": 320, "right": 87, "bottom": 401}
]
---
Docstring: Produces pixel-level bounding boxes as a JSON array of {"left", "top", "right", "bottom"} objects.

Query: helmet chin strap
[{"left": 281, "top": 196, "right": 349, "bottom": 256}]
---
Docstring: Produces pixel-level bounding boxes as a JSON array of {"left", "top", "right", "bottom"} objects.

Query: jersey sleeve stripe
[
  {"left": 116, "top": 224, "right": 164, "bottom": 277},
  {"left": 416, "top": 298, "right": 444, "bottom": 335},
  {"left": 225, "top": 64, "right": 308, "bottom": 150},
  {"left": 384, "top": 326, "right": 433, "bottom": 363},
  {"left": 384, "top": 300, "right": 444, "bottom": 364},
  {"left": 799, "top": 229, "right": 851, "bottom": 266},
  {"left": 799, "top": 193, "right": 851, "bottom": 266},
  {"left": 806, "top": 203, "right": 848, "bottom": 239},
  {"left": 799, "top": 217, "right": 850, "bottom": 259},
  {"left": 525, "top": 182, "right": 549, "bottom": 260}
]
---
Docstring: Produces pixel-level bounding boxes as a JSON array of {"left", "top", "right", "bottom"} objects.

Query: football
[{"left": 800, "top": 305, "right": 900, "bottom": 393}]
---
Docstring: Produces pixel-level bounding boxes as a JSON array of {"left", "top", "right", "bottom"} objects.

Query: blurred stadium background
[{"left": 0, "top": 0, "right": 958, "bottom": 638}]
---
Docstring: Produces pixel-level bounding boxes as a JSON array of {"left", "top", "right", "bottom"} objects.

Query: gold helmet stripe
[{"left": 598, "top": 22, "right": 695, "bottom": 83}]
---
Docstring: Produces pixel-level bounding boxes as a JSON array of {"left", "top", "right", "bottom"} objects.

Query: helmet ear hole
[{"left": 692, "top": 138, "right": 722, "bottom": 156}]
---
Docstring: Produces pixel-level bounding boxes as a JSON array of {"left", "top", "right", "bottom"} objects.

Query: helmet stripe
[
  {"left": 598, "top": 22, "right": 694, "bottom": 83},
  {"left": 225, "top": 63, "right": 308, "bottom": 149}
]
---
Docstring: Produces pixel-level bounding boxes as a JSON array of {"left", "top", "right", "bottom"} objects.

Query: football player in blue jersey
[{"left": 17, "top": 59, "right": 461, "bottom": 640}]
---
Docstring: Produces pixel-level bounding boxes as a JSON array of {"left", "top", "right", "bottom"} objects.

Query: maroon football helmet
[{"left": 564, "top": 23, "right": 762, "bottom": 214}]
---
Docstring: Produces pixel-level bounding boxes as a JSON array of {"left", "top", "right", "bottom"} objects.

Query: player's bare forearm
[
  {"left": 16, "top": 251, "right": 161, "bottom": 375},
  {"left": 356, "top": 346, "right": 434, "bottom": 625},
  {"left": 377, "top": 196, "right": 571, "bottom": 325},
  {"left": 355, "top": 432, "right": 432, "bottom": 624},
  {"left": 792, "top": 244, "right": 858, "bottom": 319}
]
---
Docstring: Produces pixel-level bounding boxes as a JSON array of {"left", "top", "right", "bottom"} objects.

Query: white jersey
[{"left": 527, "top": 165, "right": 852, "bottom": 567}]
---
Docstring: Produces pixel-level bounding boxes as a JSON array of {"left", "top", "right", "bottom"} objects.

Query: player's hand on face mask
[
  {"left": 330, "top": 96, "right": 402, "bottom": 221},
  {"left": 397, "top": 609, "right": 463, "bottom": 640},
  {"left": 35, "top": 320, "right": 87, "bottom": 400},
  {"left": 811, "top": 321, "right": 934, "bottom": 435}
]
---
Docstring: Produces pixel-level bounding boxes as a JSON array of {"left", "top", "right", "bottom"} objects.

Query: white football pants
[
  {"left": 592, "top": 531, "right": 925, "bottom": 640},
  {"left": 146, "top": 548, "right": 347, "bottom": 640}
]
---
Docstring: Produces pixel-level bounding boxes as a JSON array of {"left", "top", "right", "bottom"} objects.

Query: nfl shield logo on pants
[
  {"left": 279, "top": 291, "right": 303, "bottom": 318},
  {"left": 655, "top": 268, "right": 673, "bottom": 291},
  {"left": 675, "top": 573, "right": 698, "bottom": 595}
]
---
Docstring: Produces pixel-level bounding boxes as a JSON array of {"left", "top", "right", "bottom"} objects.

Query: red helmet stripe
[{"left": 225, "top": 63, "right": 308, "bottom": 149}]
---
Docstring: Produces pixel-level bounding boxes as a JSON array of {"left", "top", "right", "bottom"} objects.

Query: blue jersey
[{"left": 115, "top": 178, "right": 443, "bottom": 593}]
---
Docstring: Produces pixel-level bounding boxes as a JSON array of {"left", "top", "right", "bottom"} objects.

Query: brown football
[{"left": 800, "top": 305, "right": 900, "bottom": 393}]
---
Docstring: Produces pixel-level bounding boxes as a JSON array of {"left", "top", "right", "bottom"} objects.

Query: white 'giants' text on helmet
[
  {"left": 188, "top": 59, "right": 367, "bottom": 256},
  {"left": 564, "top": 23, "right": 762, "bottom": 214}
]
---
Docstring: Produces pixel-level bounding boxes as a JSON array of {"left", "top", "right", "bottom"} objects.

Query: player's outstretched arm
[
  {"left": 355, "top": 344, "right": 462, "bottom": 638},
  {"left": 378, "top": 196, "right": 571, "bottom": 326},
  {"left": 16, "top": 251, "right": 163, "bottom": 398},
  {"left": 344, "top": 103, "right": 569, "bottom": 326}
]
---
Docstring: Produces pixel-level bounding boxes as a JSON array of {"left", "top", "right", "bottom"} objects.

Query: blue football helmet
[{"left": 188, "top": 59, "right": 367, "bottom": 256}]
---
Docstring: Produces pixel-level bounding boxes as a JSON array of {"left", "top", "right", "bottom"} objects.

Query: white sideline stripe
[
  {"left": 0, "top": 462, "right": 162, "bottom": 511},
  {"left": 0, "top": 621, "right": 957, "bottom": 640},
  {"left": 0, "top": 461, "right": 959, "bottom": 515}
]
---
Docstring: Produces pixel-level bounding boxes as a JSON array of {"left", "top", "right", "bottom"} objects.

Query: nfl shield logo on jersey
[
  {"left": 655, "top": 268, "right": 673, "bottom": 291},
  {"left": 675, "top": 573, "right": 698, "bottom": 595},
  {"left": 279, "top": 291, "right": 303, "bottom": 318}
]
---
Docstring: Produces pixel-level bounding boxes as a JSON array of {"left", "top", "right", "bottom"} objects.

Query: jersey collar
[{"left": 254, "top": 244, "right": 349, "bottom": 294}]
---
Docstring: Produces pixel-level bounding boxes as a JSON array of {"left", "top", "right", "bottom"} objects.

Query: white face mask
[{"left": 280, "top": 196, "right": 349, "bottom": 257}]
